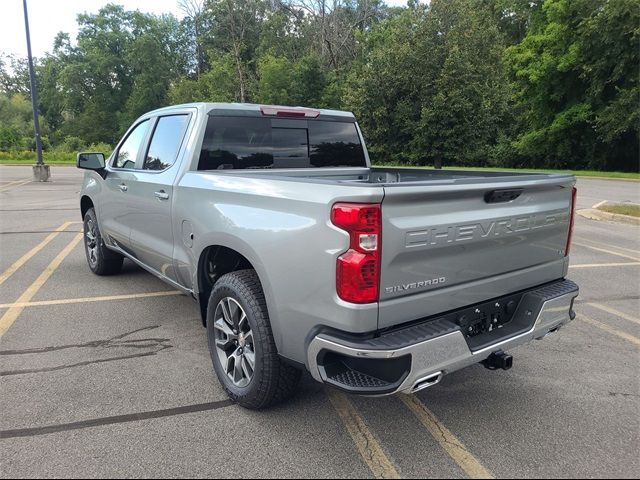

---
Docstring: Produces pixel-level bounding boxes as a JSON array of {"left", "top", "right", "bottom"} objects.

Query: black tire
[
  {"left": 83, "top": 207, "right": 123, "bottom": 275},
  {"left": 206, "top": 269, "right": 301, "bottom": 409}
]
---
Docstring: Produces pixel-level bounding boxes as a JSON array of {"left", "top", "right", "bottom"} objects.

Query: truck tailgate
[{"left": 378, "top": 175, "right": 574, "bottom": 329}]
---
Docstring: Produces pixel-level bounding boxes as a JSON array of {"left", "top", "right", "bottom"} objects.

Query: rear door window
[
  {"left": 198, "top": 116, "right": 365, "bottom": 170},
  {"left": 143, "top": 115, "right": 189, "bottom": 171}
]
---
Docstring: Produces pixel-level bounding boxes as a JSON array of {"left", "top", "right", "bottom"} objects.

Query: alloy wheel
[{"left": 213, "top": 297, "right": 255, "bottom": 388}]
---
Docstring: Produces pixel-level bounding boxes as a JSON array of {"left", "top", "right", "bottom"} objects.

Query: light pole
[{"left": 23, "top": 0, "right": 49, "bottom": 181}]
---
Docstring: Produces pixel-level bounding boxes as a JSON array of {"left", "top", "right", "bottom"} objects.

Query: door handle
[
  {"left": 119, "top": 183, "right": 128, "bottom": 192},
  {"left": 154, "top": 190, "right": 169, "bottom": 200}
]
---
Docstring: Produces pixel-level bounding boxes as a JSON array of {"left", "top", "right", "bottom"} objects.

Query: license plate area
[{"left": 453, "top": 291, "right": 530, "bottom": 350}]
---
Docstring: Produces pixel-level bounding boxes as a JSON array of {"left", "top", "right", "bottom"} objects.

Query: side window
[
  {"left": 143, "top": 115, "right": 189, "bottom": 171},
  {"left": 114, "top": 120, "right": 150, "bottom": 169},
  {"left": 198, "top": 117, "right": 272, "bottom": 170}
]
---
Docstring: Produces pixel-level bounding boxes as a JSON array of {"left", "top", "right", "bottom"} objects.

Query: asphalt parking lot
[{"left": 1, "top": 165, "right": 638, "bottom": 478}]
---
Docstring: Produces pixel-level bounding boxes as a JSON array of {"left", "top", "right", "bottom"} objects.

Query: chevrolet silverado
[{"left": 77, "top": 103, "right": 579, "bottom": 409}]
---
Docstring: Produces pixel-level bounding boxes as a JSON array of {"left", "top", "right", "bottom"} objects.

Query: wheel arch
[
  {"left": 80, "top": 195, "right": 94, "bottom": 219},
  {"left": 195, "top": 244, "right": 273, "bottom": 331}
]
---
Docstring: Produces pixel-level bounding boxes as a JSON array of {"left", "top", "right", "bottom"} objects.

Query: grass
[
  {"left": 0, "top": 157, "right": 76, "bottom": 165},
  {"left": 0, "top": 155, "right": 638, "bottom": 179},
  {"left": 598, "top": 203, "right": 640, "bottom": 217},
  {"left": 0, "top": 145, "right": 111, "bottom": 165},
  {"left": 444, "top": 166, "right": 639, "bottom": 180},
  {"left": 0, "top": 152, "right": 76, "bottom": 165},
  {"left": 372, "top": 163, "right": 640, "bottom": 180}
]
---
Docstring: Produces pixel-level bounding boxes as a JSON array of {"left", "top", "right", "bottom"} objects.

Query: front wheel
[
  {"left": 206, "top": 270, "right": 301, "bottom": 409},
  {"left": 83, "top": 208, "right": 123, "bottom": 275}
]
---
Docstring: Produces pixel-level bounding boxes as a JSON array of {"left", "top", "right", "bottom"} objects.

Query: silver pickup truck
[{"left": 77, "top": 103, "right": 579, "bottom": 409}]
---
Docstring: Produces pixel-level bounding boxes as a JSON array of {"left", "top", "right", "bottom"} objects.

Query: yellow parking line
[
  {"left": 0, "top": 179, "right": 27, "bottom": 188},
  {"left": 572, "top": 242, "right": 640, "bottom": 262},
  {"left": 586, "top": 303, "right": 640, "bottom": 326},
  {"left": 400, "top": 395, "right": 493, "bottom": 479},
  {"left": 0, "top": 290, "right": 183, "bottom": 309},
  {"left": 575, "top": 238, "right": 640, "bottom": 256},
  {"left": 0, "top": 233, "right": 83, "bottom": 338},
  {"left": 570, "top": 262, "right": 640, "bottom": 269},
  {"left": 0, "top": 221, "right": 81, "bottom": 287},
  {"left": 0, "top": 178, "right": 31, "bottom": 192},
  {"left": 578, "top": 314, "right": 640, "bottom": 347},
  {"left": 327, "top": 389, "right": 401, "bottom": 479}
]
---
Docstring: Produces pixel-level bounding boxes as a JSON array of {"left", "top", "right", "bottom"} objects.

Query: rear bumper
[{"left": 307, "top": 279, "right": 578, "bottom": 395}]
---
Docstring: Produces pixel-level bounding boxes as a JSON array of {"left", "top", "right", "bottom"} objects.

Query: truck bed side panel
[{"left": 173, "top": 171, "right": 383, "bottom": 364}]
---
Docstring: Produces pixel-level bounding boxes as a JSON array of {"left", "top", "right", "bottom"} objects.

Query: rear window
[{"left": 198, "top": 116, "right": 366, "bottom": 170}]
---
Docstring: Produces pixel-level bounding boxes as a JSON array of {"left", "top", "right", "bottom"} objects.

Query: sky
[{"left": 0, "top": 0, "right": 411, "bottom": 59}]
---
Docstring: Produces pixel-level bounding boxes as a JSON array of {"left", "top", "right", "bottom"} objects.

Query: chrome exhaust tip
[
  {"left": 410, "top": 372, "right": 443, "bottom": 393},
  {"left": 536, "top": 324, "right": 562, "bottom": 340}
]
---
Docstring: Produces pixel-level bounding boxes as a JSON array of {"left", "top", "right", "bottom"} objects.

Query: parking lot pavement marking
[
  {"left": 586, "top": 303, "right": 640, "bottom": 326},
  {"left": 570, "top": 262, "right": 640, "bottom": 269},
  {"left": 0, "top": 400, "right": 233, "bottom": 440},
  {"left": 0, "top": 233, "right": 83, "bottom": 338},
  {"left": 574, "top": 238, "right": 640, "bottom": 256},
  {"left": 326, "top": 389, "right": 401, "bottom": 479},
  {"left": 578, "top": 314, "right": 640, "bottom": 347},
  {"left": 0, "top": 178, "right": 31, "bottom": 192},
  {"left": 0, "top": 221, "right": 81, "bottom": 287},
  {"left": 1, "top": 229, "right": 82, "bottom": 235},
  {"left": 572, "top": 241, "right": 640, "bottom": 262},
  {"left": 0, "top": 179, "right": 25, "bottom": 188},
  {"left": 400, "top": 395, "right": 494, "bottom": 480},
  {"left": 0, "top": 290, "right": 183, "bottom": 309}
]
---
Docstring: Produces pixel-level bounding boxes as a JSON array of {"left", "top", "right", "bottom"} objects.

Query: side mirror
[{"left": 77, "top": 152, "right": 105, "bottom": 170}]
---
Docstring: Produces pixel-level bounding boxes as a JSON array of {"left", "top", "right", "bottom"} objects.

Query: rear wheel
[
  {"left": 83, "top": 208, "right": 123, "bottom": 275},
  {"left": 207, "top": 269, "right": 301, "bottom": 409}
]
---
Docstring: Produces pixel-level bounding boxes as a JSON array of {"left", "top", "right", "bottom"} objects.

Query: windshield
[{"left": 198, "top": 116, "right": 366, "bottom": 170}]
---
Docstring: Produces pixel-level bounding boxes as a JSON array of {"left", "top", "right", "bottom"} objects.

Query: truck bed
[
  {"left": 192, "top": 165, "right": 574, "bottom": 332},
  {"left": 214, "top": 166, "right": 573, "bottom": 186}
]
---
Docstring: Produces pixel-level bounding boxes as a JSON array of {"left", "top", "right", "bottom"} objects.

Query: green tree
[
  {"left": 344, "top": 6, "right": 426, "bottom": 163},
  {"left": 0, "top": 93, "right": 50, "bottom": 150},
  {"left": 1, "top": 0, "right": 636, "bottom": 171},
  {"left": 0, "top": 54, "right": 31, "bottom": 95},
  {"left": 201, "top": 0, "right": 267, "bottom": 102},
  {"left": 257, "top": 53, "right": 326, "bottom": 107},
  {"left": 505, "top": 0, "right": 639, "bottom": 171},
  {"left": 346, "top": 0, "right": 511, "bottom": 167},
  {"left": 415, "top": 0, "right": 513, "bottom": 167},
  {"left": 169, "top": 53, "right": 238, "bottom": 103},
  {"left": 38, "top": 5, "right": 187, "bottom": 144}
]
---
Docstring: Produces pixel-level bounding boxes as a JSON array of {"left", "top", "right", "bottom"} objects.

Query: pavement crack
[
  {"left": 0, "top": 326, "right": 164, "bottom": 355},
  {"left": 609, "top": 391, "right": 639, "bottom": 398},
  {"left": 0, "top": 400, "right": 233, "bottom": 439},
  {"left": 0, "top": 326, "right": 173, "bottom": 377},
  {"left": 0, "top": 345, "right": 173, "bottom": 377}
]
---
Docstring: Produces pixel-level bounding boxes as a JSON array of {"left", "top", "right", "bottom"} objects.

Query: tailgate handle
[{"left": 484, "top": 189, "right": 523, "bottom": 203}]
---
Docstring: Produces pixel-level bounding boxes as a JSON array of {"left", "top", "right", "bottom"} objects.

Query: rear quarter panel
[{"left": 172, "top": 172, "right": 384, "bottom": 364}]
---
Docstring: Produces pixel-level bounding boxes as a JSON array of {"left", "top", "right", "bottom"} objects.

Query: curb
[{"left": 577, "top": 208, "right": 640, "bottom": 226}]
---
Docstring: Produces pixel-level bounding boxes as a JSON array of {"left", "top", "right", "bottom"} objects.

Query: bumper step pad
[{"left": 327, "top": 369, "right": 391, "bottom": 390}]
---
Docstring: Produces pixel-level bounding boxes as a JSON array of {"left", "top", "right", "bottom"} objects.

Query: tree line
[{"left": 0, "top": 0, "right": 637, "bottom": 171}]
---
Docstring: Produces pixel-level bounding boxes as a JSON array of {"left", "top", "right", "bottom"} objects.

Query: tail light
[
  {"left": 331, "top": 203, "right": 381, "bottom": 303},
  {"left": 565, "top": 186, "right": 577, "bottom": 256}
]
